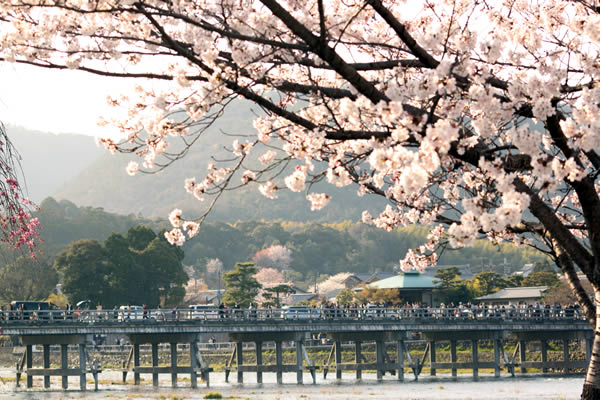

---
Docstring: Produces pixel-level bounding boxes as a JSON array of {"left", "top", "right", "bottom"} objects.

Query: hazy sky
[{"left": 0, "top": 63, "right": 132, "bottom": 137}]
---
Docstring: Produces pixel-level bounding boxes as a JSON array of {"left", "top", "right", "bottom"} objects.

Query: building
[
  {"left": 366, "top": 271, "right": 439, "bottom": 306},
  {"left": 474, "top": 286, "right": 548, "bottom": 305}
]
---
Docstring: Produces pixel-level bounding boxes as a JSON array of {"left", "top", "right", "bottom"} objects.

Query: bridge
[{"left": 0, "top": 307, "right": 592, "bottom": 390}]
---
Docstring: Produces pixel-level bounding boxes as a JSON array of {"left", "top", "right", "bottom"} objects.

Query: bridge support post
[
  {"left": 541, "top": 340, "right": 548, "bottom": 373},
  {"left": 236, "top": 342, "right": 244, "bottom": 383},
  {"left": 26, "top": 344, "right": 32, "bottom": 388},
  {"left": 61, "top": 344, "right": 68, "bottom": 389},
  {"left": 133, "top": 343, "right": 140, "bottom": 385},
  {"left": 190, "top": 341, "right": 198, "bottom": 388},
  {"left": 296, "top": 339, "right": 303, "bottom": 384},
  {"left": 520, "top": 340, "right": 527, "bottom": 373},
  {"left": 450, "top": 340, "right": 457, "bottom": 377},
  {"left": 355, "top": 341, "right": 362, "bottom": 380},
  {"left": 587, "top": 336, "right": 593, "bottom": 363},
  {"left": 256, "top": 341, "right": 263, "bottom": 384},
  {"left": 79, "top": 344, "right": 86, "bottom": 391},
  {"left": 335, "top": 340, "right": 342, "bottom": 380},
  {"left": 429, "top": 341, "right": 436, "bottom": 376},
  {"left": 376, "top": 340, "right": 384, "bottom": 381},
  {"left": 493, "top": 339, "right": 501, "bottom": 377},
  {"left": 170, "top": 343, "right": 177, "bottom": 388},
  {"left": 471, "top": 339, "right": 478, "bottom": 379},
  {"left": 43, "top": 344, "right": 50, "bottom": 388},
  {"left": 152, "top": 343, "right": 159, "bottom": 387},
  {"left": 276, "top": 340, "right": 283, "bottom": 384},
  {"left": 397, "top": 339, "right": 404, "bottom": 381},
  {"left": 563, "top": 339, "right": 569, "bottom": 374}
]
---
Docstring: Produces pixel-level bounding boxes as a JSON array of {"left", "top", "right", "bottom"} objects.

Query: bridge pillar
[
  {"left": 519, "top": 340, "right": 527, "bottom": 373},
  {"left": 355, "top": 340, "right": 362, "bottom": 380},
  {"left": 152, "top": 343, "right": 159, "bottom": 386},
  {"left": 236, "top": 342, "right": 244, "bottom": 383},
  {"left": 26, "top": 344, "right": 32, "bottom": 388},
  {"left": 133, "top": 343, "right": 140, "bottom": 385},
  {"left": 587, "top": 336, "right": 593, "bottom": 363},
  {"left": 563, "top": 339, "right": 569, "bottom": 374},
  {"left": 450, "top": 340, "right": 457, "bottom": 377},
  {"left": 396, "top": 339, "right": 404, "bottom": 381},
  {"left": 256, "top": 341, "right": 263, "bottom": 384},
  {"left": 376, "top": 340, "right": 384, "bottom": 381},
  {"left": 79, "top": 343, "right": 86, "bottom": 391},
  {"left": 471, "top": 339, "right": 478, "bottom": 379},
  {"left": 276, "top": 340, "right": 283, "bottom": 384},
  {"left": 170, "top": 343, "right": 177, "bottom": 387},
  {"left": 493, "top": 339, "right": 501, "bottom": 377},
  {"left": 61, "top": 344, "right": 68, "bottom": 389},
  {"left": 429, "top": 341, "right": 436, "bottom": 376},
  {"left": 43, "top": 344, "right": 50, "bottom": 388},
  {"left": 296, "top": 339, "right": 303, "bottom": 384},
  {"left": 190, "top": 341, "right": 198, "bottom": 388},
  {"left": 541, "top": 340, "right": 548, "bottom": 373},
  {"left": 335, "top": 340, "right": 342, "bottom": 380}
]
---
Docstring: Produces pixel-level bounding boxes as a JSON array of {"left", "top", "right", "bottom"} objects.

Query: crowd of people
[{"left": 0, "top": 301, "right": 585, "bottom": 322}]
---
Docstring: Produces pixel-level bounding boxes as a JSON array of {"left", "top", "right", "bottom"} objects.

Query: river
[{"left": 0, "top": 369, "right": 582, "bottom": 399}]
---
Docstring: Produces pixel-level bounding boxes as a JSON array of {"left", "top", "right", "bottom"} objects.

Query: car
[
  {"left": 189, "top": 304, "right": 219, "bottom": 320},
  {"left": 118, "top": 305, "right": 145, "bottom": 321},
  {"left": 283, "top": 306, "right": 320, "bottom": 320}
]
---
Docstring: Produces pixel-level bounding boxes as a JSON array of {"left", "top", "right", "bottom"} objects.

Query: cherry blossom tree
[
  {"left": 0, "top": 123, "right": 39, "bottom": 252},
  {"left": 317, "top": 272, "right": 352, "bottom": 295},
  {"left": 252, "top": 245, "right": 293, "bottom": 270},
  {"left": 3, "top": 1, "right": 600, "bottom": 396}
]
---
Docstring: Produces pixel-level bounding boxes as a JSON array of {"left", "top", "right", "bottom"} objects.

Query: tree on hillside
[
  {"left": 433, "top": 267, "right": 471, "bottom": 304},
  {"left": 522, "top": 271, "right": 561, "bottom": 288},
  {"left": 0, "top": 256, "right": 58, "bottom": 303},
  {"left": 471, "top": 272, "right": 507, "bottom": 297},
  {"left": 253, "top": 245, "right": 293, "bottom": 270},
  {"left": 222, "top": 262, "right": 262, "bottom": 307},
  {"left": 54, "top": 227, "right": 187, "bottom": 307},
  {"left": 6, "top": 2, "right": 600, "bottom": 396}
]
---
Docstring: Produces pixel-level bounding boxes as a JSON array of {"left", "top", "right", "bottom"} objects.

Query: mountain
[
  {"left": 52, "top": 101, "right": 387, "bottom": 222},
  {"left": 6, "top": 124, "right": 103, "bottom": 203}
]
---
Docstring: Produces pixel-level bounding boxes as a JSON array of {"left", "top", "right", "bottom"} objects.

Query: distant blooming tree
[
  {"left": 317, "top": 272, "right": 352, "bottom": 295},
  {"left": 5, "top": 1, "right": 600, "bottom": 396},
  {"left": 252, "top": 245, "right": 293, "bottom": 270},
  {"left": 254, "top": 267, "right": 287, "bottom": 288},
  {"left": 206, "top": 258, "right": 224, "bottom": 275}
]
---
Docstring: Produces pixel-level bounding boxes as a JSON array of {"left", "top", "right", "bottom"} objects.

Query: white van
[
  {"left": 118, "top": 305, "right": 144, "bottom": 321},
  {"left": 189, "top": 304, "right": 219, "bottom": 320}
]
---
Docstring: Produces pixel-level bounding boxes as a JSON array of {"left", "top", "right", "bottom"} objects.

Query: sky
[{"left": 0, "top": 63, "right": 133, "bottom": 137}]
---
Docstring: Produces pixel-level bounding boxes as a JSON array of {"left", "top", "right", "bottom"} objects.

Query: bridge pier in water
[
  {"left": 15, "top": 334, "right": 100, "bottom": 391},
  {"left": 122, "top": 334, "right": 212, "bottom": 388}
]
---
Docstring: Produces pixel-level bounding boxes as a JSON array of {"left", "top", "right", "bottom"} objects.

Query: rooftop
[
  {"left": 368, "top": 271, "right": 438, "bottom": 289},
  {"left": 475, "top": 286, "right": 548, "bottom": 301}
]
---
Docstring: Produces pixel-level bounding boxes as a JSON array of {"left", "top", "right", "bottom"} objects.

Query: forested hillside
[{"left": 23, "top": 198, "right": 546, "bottom": 287}]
